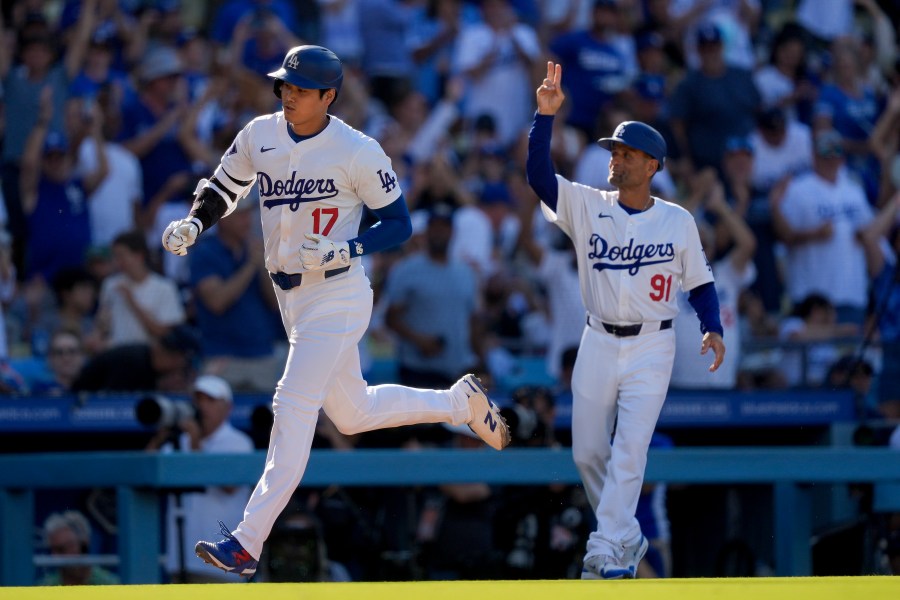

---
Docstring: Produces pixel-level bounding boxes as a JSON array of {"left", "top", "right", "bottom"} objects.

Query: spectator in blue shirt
[
  {"left": 549, "top": 0, "right": 635, "bottom": 142},
  {"left": 669, "top": 22, "right": 760, "bottom": 178},
  {"left": 188, "top": 199, "right": 281, "bottom": 392},
  {"left": 118, "top": 46, "right": 194, "bottom": 228},
  {"left": 813, "top": 37, "right": 884, "bottom": 204},
  {"left": 19, "top": 91, "right": 108, "bottom": 285},
  {"left": 210, "top": 0, "right": 298, "bottom": 48}
]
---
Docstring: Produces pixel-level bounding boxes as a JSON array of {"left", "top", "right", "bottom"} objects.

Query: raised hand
[{"left": 536, "top": 61, "right": 565, "bottom": 116}]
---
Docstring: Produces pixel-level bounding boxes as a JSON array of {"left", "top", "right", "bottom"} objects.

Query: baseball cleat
[
  {"left": 581, "top": 554, "right": 631, "bottom": 580},
  {"left": 454, "top": 374, "right": 510, "bottom": 451},
  {"left": 195, "top": 521, "right": 258, "bottom": 577},
  {"left": 623, "top": 535, "right": 649, "bottom": 578}
]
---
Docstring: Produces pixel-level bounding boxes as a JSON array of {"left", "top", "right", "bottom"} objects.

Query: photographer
[{"left": 144, "top": 375, "right": 254, "bottom": 583}]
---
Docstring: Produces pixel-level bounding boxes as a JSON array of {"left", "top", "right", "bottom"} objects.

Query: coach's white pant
[
  {"left": 233, "top": 269, "right": 471, "bottom": 559},
  {"left": 571, "top": 324, "right": 675, "bottom": 561}
]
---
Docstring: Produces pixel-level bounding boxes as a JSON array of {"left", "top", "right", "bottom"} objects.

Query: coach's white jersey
[
  {"left": 542, "top": 175, "right": 713, "bottom": 323},
  {"left": 219, "top": 113, "right": 402, "bottom": 274}
]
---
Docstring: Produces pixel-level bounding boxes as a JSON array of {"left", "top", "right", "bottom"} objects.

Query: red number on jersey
[
  {"left": 312, "top": 207, "right": 338, "bottom": 236},
  {"left": 649, "top": 274, "right": 672, "bottom": 302}
]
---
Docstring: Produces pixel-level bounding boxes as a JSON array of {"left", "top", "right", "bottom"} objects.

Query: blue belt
[{"left": 269, "top": 266, "right": 351, "bottom": 290}]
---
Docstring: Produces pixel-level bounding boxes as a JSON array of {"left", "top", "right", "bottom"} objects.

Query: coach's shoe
[
  {"left": 454, "top": 374, "right": 511, "bottom": 451},
  {"left": 623, "top": 535, "right": 649, "bottom": 578},
  {"left": 581, "top": 554, "right": 631, "bottom": 580},
  {"left": 194, "top": 521, "right": 258, "bottom": 577}
]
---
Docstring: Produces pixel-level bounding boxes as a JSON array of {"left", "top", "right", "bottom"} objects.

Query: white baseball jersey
[
  {"left": 542, "top": 176, "right": 714, "bottom": 324},
  {"left": 543, "top": 174, "right": 714, "bottom": 564},
  {"left": 779, "top": 169, "right": 872, "bottom": 308},
  {"left": 211, "top": 113, "right": 402, "bottom": 273},
  {"left": 207, "top": 111, "right": 475, "bottom": 561}
]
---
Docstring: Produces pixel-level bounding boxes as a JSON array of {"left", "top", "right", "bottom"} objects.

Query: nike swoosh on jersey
[
  {"left": 598, "top": 213, "right": 613, "bottom": 219},
  {"left": 261, "top": 146, "right": 276, "bottom": 153}
]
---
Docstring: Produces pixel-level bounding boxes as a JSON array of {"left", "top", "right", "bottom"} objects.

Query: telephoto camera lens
[{"left": 135, "top": 395, "right": 196, "bottom": 428}]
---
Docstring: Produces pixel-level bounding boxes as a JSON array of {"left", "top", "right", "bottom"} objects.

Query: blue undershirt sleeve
[
  {"left": 347, "top": 195, "right": 413, "bottom": 257},
  {"left": 687, "top": 281, "right": 724, "bottom": 337},
  {"left": 526, "top": 112, "right": 558, "bottom": 211}
]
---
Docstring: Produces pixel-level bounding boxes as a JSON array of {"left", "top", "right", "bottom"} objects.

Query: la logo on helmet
[{"left": 287, "top": 54, "right": 299, "bottom": 69}]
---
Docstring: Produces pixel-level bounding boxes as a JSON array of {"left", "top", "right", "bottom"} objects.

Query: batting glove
[
  {"left": 300, "top": 233, "right": 350, "bottom": 271},
  {"left": 162, "top": 217, "right": 202, "bottom": 256}
]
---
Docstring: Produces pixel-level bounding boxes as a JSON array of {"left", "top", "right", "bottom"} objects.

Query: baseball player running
[
  {"left": 161, "top": 45, "right": 510, "bottom": 578},
  {"left": 526, "top": 62, "right": 725, "bottom": 579}
]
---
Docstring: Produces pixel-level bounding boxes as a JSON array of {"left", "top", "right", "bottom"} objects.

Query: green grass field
[{"left": 3, "top": 577, "right": 899, "bottom": 600}]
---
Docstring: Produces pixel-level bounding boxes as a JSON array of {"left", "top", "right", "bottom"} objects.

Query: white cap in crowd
[{"left": 193, "top": 375, "right": 233, "bottom": 403}]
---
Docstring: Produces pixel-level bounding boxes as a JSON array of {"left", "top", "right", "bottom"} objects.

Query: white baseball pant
[
  {"left": 233, "top": 268, "right": 472, "bottom": 559},
  {"left": 571, "top": 323, "right": 675, "bottom": 560}
]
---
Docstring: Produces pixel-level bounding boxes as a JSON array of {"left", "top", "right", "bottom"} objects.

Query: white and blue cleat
[{"left": 454, "top": 374, "right": 511, "bottom": 451}]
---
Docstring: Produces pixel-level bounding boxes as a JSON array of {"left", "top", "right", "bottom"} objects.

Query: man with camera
[{"left": 144, "top": 375, "right": 254, "bottom": 583}]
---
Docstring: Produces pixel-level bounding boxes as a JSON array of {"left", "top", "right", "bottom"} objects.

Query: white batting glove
[
  {"left": 300, "top": 233, "right": 350, "bottom": 271},
  {"left": 162, "top": 217, "right": 202, "bottom": 256}
]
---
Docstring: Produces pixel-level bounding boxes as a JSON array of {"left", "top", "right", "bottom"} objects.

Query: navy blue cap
[
  {"left": 696, "top": 22, "right": 722, "bottom": 45},
  {"left": 724, "top": 135, "right": 753, "bottom": 154},
  {"left": 757, "top": 106, "right": 786, "bottom": 131},
  {"left": 161, "top": 324, "right": 201, "bottom": 356},
  {"left": 634, "top": 74, "right": 665, "bottom": 101},
  {"left": 480, "top": 182, "right": 513, "bottom": 205},
  {"left": 176, "top": 28, "right": 200, "bottom": 47},
  {"left": 43, "top": 131, "right": 68, "bottom": 155},
  {"left": 156, "top": 0, "right": 181, "bottom": 13},
  {"left": 598, "top": 121, "right": 667, "bottom": 171},
  {"left": 90, "top": 23, "right": 116, "bottom": 47},
  {"left": 635, "top": 31, "right": 664, "bottom": 52}
]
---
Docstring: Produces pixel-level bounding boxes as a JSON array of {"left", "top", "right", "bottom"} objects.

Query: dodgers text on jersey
[{"left": 588, "top": 234, "right": 675, "bottom": 275}]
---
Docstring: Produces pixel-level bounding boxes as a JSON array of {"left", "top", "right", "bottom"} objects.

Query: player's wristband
[
  {"left": 348, "top": 195, "right": 412, "bottom": 257},
  {"left": 688, "top": 282, "right": 723, "bottom": 337}
]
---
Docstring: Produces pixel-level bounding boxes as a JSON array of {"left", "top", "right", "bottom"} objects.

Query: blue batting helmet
[
  {"left": 597, "top": 121, "right": 667, "bottom": 171},
  {"left": 267, "top": 45, "right": 343, "bottom": 100}
]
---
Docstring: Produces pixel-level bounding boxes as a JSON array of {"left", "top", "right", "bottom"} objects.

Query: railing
[{"left": 2, "top": 447, "right": 900, "bottom": 585}]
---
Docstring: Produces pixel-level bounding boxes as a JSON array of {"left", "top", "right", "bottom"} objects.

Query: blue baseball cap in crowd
[
  {"left": 480, "top": 182, "right": 513, "bottom": 205},
  {"left": 634, "top": 74, "right": 665, "bottom": 102},
  {"left": 598, "top": 121, "right": 667, "bottom": 171},
  {"left": 635, "top": 31, "right": 664, "bottom": 53},
  {"left": 696, "top": 22, "right": 723, "bottom": 45},
  {"left": 89, "top": 23, "right": 116, "bottom": 48},
  {"left": 724, "top": 135, "right": 753, "bottom": 154},
  {"left": 43, "top": 131, "right": 69, "bottom": 155},
  {"left": 757, "top": 106, "right": 787, "bottom": 131}
]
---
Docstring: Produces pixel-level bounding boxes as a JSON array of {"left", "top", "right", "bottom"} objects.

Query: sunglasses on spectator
[{"left": 49, "top": 346, "right": 82, "bottom": 357}]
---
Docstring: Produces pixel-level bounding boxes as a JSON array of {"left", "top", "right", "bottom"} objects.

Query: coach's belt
[
  {"left": 269, "top": 265, "right": 351, "bottom": 290},
  {"left": 587, "top": 315, "right": 672, "bottom": 337}
]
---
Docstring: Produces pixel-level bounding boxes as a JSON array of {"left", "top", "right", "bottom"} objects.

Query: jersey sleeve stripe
[
  {"left": 209, "top": 176, "right": 239, "bottom": 201},
  {"left": 209, "top": 164, "right": 255, "bottom": 205},
  {"left": 221, "top": 168, "right": 255, "bottom": 187}
]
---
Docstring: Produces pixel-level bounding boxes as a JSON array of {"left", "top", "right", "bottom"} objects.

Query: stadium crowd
[{"left": 1, "top": 0, "right": 899, "bottom": 583}]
